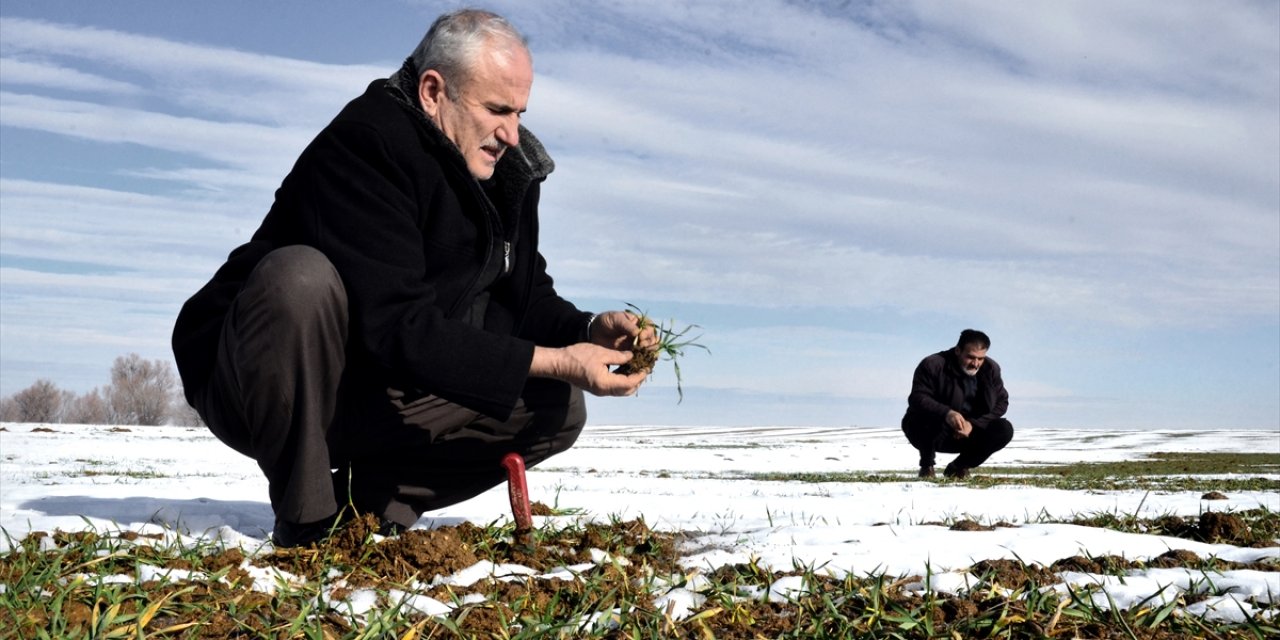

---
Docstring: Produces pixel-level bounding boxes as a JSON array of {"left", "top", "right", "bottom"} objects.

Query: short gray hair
[{"left": 410, "top": 9, "right": 529, "bottom": 99}]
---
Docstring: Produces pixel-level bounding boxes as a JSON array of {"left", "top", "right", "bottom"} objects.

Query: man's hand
[
  {"left": 946, "top": 410, "right": 973, "bottom": 438},
  {"left": 530, "top": 343, "right": 647, "bottom": 396},
  {"left": 590, "top": 309, "right": 659, "bottom": 352}
]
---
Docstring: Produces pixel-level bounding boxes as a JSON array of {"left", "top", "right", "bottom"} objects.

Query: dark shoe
[
  {"left": 918, "top": 465, "right": 936, "bottom": 478},
  {"left": 943, "top": 463, "right": 970, "bottom": 479},
  {"left": 271, "top": 512, "right": 343, "bottom": 548}
]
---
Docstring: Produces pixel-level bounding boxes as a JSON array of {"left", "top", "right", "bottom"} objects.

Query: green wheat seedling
[{"left": 614, "top": 302, "right": 710, "bottom": 403}]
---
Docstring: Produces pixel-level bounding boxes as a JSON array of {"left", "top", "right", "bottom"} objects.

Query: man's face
[
  {"left": 955, "top": 344, "right": 987, "bottom": 377},
  {"left": 420, "top": 44, "right": 532, "bottom": 180}
]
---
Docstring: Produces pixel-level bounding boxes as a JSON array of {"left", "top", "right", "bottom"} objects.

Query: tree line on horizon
[{"left": 0, "top": 353, "right": 201, "bottom": 427}]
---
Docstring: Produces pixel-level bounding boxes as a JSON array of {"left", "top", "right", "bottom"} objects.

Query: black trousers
[
  {"left": 901, "top": 415, "right": 1013, "bottom": 470},
  {"left": 192, "top": 245, "right": 586, "bottom": 528}
]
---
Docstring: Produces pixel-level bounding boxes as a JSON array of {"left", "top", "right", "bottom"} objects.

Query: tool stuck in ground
[{"left": 501, "top": 452, "right": 533, "bottom": 534}]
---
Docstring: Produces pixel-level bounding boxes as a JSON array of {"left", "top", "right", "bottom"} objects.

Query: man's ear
[{"left": 418, "top": 70, "right": 446, "bottom": 117}]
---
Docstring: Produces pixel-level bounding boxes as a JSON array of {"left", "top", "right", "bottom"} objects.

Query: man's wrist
[
  {"left": 582, "top": 313, "right": 599, "bottom": 343},
  {"left": 530, "top": 345, "right": 565, "bottom": 379}
]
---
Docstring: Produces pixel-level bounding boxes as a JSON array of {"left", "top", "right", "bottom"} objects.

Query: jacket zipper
[{"left": 444, "top": 174, "right": 500, "bottom": 319}]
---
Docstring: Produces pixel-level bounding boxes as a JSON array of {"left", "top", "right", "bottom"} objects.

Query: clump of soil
[
  {"left": 1199, "top": 510, "right": 1249, "bottom": 544},
  {"left": 1049, "top": 554, "right": 1136, "bottom": 575},
  {"left": 614, "top": 323, "right": 659, "bottom": 375},
  {"left": 950, "top": 519, "right": 994, "bottom": 532},
  {"left": 1135, "top": 510, "right": 1261, "bottom": 546},
  {"left": 616, "top": 349, "right": 658, "bottom": 376},
  {"left": 970, "top": 558, "right": 1056, "bottom": 588},
  {"left": 940, "top": 596, "right": 980, "bottom": 622},
  {"left": 1149, "top": 549, "right": 1202, "bottom": 568},
  {"left": 1152, "top": 514, "right": 1198, "bottom": 538}
]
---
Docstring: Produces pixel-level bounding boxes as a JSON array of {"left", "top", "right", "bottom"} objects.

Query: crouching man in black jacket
[
  {"left": 901, "top": 329, "right": 1013, "bottom": 479},
  {"left": 172, "top": 9, "right": 655, "bottom": 546}
]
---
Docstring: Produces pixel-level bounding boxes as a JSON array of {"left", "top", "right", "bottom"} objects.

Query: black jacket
[
  {"left": 902, "top": 349, "right": 1009, "bottom": 430},
  {"left": 172, "top": 60, "right": 589, "bottom": 420}
]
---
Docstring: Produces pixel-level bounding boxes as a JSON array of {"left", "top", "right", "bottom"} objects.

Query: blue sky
[{"left": 1, "top": 0, "right": 1277, "bottom": 429}]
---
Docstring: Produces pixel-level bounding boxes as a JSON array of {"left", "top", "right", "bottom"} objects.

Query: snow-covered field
[{"left": 2, "top": 423, "right": 1277, "bottom": 621}]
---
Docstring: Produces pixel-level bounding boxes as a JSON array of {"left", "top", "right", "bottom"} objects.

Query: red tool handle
[{"left": 501, "top": 452, "right": 533, "bottom": 532}]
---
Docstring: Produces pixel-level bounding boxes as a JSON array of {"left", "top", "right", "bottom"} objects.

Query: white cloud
[
  {"left": 912, "top": 0, "right": 1279, "bottom": 98},
  {"left": 0, "top": 56, "right": 141, "bottom": 94},
  {"left": 0, "top": 92, "right": 309, "bottom": 174},
  {"left": 0, "top": 17, "right": 384, "bottom": 124}
]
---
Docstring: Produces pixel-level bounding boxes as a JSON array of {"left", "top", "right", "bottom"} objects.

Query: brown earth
[{"left": 614, "top": 342, "right": 658, "bottom": 376}]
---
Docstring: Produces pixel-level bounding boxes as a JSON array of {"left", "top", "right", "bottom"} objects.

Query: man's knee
[
  {"left": 555, "top": 387, "right": 586, "bottom": 452},
  {"left": 543, "top": 385, "right": 587, "bottom": 455},
  {"left": 987, "top": 418, "right": 1014, "bottom": 449},
  {"left": 901, "top": 416, "right": 942, "bottom": 450},
  {"left": 520, "top": 383, "right": 585, "bottom": 464},
  {"left": 247, "top": 246, "right": 347, "bottom": 328}
]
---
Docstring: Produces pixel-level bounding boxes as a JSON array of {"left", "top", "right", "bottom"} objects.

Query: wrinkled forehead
[
  {"left": 457, "top": 38, "right": 531, "bottom": 91},
  {"left": 958, "top": 344, "right": 988, "bottom": 358}
]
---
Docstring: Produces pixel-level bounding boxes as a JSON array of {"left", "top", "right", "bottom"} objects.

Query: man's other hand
[
  {"left": 591, "top": 309, "right": 659, "bottom": 353},
  {"left": 946, "top": 410, "right": 973, "bottom": 438},
  {"left": 531, "top": 343, "right": 647, "bottom": 396}
]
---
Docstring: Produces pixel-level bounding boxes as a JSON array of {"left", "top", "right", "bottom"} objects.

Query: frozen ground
[{"left": 1, "top": 423, "right": 1277, "bottom": 621}]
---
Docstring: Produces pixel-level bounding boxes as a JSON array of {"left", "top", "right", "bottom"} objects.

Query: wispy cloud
[
  {"left": 0, "top": 17, "right": 384, "bottom": 123},
  {"left": 0, "top": 92, "right": 306, "bottom": 175},
  {"left": 0, "top": 56, "right": 142, "bottom": 94}
]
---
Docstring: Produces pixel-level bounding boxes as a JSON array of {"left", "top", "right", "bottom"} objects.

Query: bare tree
[
  {"left": 168, "top": 386, "right": 203, "bottom": 427},
  {"left": 108, "top": 353, "right": 177, "bottom": 426},
  {"left": 11, "top": 379, "right": 64, "bottom": 423},
  {"left": 66, "top": 387, "right": 112, "bottom": 425},
  {"left": 59, "top": 389, "right": 77, "bottom": 421},
  {"left": 0, "top": 395, "right": 20, "bottom": 422}
]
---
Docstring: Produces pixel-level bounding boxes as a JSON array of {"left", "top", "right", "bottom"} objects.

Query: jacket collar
[{"left": 384, "top": 57, "right": 555, "bottom": 183}]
